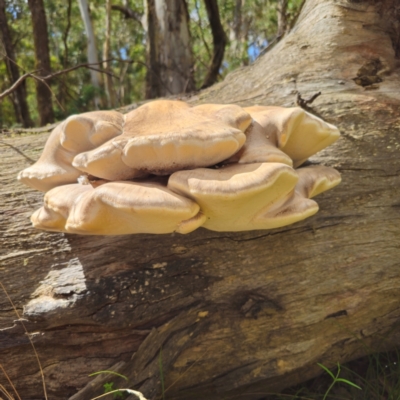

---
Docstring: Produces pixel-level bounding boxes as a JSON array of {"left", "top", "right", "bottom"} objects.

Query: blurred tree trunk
[
  {"left": 0, "top": 0, "right": 32, "bottom": 127},
  {"left": 145, "top": 0, "right": 195, "bottom": 98},
  {"left": 27, "top": 0, "right": 54, "bottom": 126},
  {"left": 103, "top": 0, "right": 116, "bottom": 108},
  {"left": 1, "top": 0, "right": 400, "bottom": 399},
  {"left": 201, "top": 0, "right": 228, "bottom": 89},
  {"left": 277, "top": 0, "right": 288, "bottom": 38},
  {"left": 111, "top": 2, "right": 144, "bottom": 25},
  {"left": 77, "top": 0, "right": 103, "bottom": 109},
  {"left": 229, "top": 0, "right": 249, "bottom": 66},
  {"left": 56, "top": 0, "right": 72, "bottom": 111},
  {"left": 232, "top": 0, "right": 242, "bottom": 41}
]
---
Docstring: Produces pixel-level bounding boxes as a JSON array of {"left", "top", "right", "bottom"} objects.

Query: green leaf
[
  {"left": 103, "top": 382, "right": 114, "bottom": 393},
  {"left": 317, "top": 363, "right": 335, "bottom": 380},
  {"left": 336, "top": 378, "right": 362, "bottom": 389}
]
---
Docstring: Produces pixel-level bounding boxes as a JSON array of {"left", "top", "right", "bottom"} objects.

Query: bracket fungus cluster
[{"left": 18, "top": 100, "right": 341, "bottom": 235}]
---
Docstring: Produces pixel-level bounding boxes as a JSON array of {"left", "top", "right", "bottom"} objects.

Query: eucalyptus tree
[
  {"left": 144, "top": 0, "right": 195, "bottom": 98},
  {"left": 27, "top": 0, "right": 54, "bottom": 125},
  {"left": 77, "top": 0, "right": 103, "bottom": 109}
]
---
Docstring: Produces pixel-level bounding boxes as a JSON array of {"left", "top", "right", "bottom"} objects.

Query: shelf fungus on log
[
  {"left": 72, "top": 100, "right": 252, "bottom": 180},
  {"left": 168, "top": 163, "right": 341, "bottom": 232},
  {"left": 237, "top": 106, "right": 341, "bottom": 168},
  {"left": 31, "top": 180, "right": 205, "bottom": 235},
  {"left": 18, "top": 99, "right": 341, "bottom": 235}
]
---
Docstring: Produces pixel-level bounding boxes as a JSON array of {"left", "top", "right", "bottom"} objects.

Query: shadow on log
[{"left": 1, "top": 0, "right": 400, "bottom": 399}]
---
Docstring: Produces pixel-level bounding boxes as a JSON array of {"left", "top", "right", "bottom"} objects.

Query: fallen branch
[
  {"left": 0, "top": 57, "right": 173, "bottom": 104},
  {"left": 111, "top": 4, "right": 143, "bottom": 25},
  {"left": 0, "top": 61, "right": 118, "bottom": 101},
  {"left": 296, "top": 91, "right": 322, "bottom": 108}
]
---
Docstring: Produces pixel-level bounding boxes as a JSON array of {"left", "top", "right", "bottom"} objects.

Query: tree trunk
[
  {"left": 145, "top": 0, "right": 195, "bottom": 98},
  {"left": 229, "top": 0, "right": 249, "bottom": 67},
  {"left": 27, "top": 0, "right": 54, "bottom": 126},
  {"left": 77, "top": 0, "right": 103, "bottom": 109},
  {"left": 111, "top": 3, "right": 144, "bottom": 25},
  {"left": 201, "top": 0, "right": 228, "bottom": 89},
  {"left": 0, "top": 0, "right": 32, "bottom": 127},
  {"left": 276, "top": 0, "right": 288, "bottom": 38},
  {"left": 56, "top": 0, "right": 72, "bottom": 110},
  {"left": 1, "top": 0, "right": 400, "bottom": 399},
  {"left": 232, "top": 0, "right": 242, "bottom": 41},
  {"left": 103, "top": 0, "right": 116, "bottom": 108}
]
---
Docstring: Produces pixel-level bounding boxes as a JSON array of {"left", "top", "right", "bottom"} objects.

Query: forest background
[{"left": 0, "top": 0, "right": 302, "bottom": 129}]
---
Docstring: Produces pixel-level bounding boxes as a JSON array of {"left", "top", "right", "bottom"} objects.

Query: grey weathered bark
[
  {"left": 0, "top": 0, "right": 32, "bottom": 127},
  {"left": 145, "top": 0, "right": 195, "bottom": 98},
  {"left": 27, "top": 0, "right": 54, "bottom": 126},
  {"left": 201, "top": 0, "right": 228, "bottom": 89},
  {"left": 1, "top": 0, "right": 400, "bottom": 399}
]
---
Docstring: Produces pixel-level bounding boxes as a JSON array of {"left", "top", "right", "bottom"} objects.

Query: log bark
[{"left": 1, "top": 0, "right": 400, "bottom": 399}]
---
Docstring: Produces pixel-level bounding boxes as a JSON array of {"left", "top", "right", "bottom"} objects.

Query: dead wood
[{"left": 1, "top": 1, "right": 400, "bottom": 399}]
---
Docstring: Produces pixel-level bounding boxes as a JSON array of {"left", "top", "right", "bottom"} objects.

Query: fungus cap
[
  {"left": 168, "top": 162, "right": 341, "bottom": 232},
  {"left": 31, "top": 184, "right": 92, "bottom": 232},
  {"left": 226, "top": 115, "right": 293, "bottom": 166},
  {"left": 256, "top": 165, "right": 341, "bottom": 229},
  {"left": 72, "top": 100, "right": 252, "bottom": 179},
  {"left": 32, "top": 180, "right": 206, "bottom": 235},
  {"left": 18, "top": 124, "right": 81, "bottom": 192},
  {"left": 295, "top": 165, "right": 342, "bottom": 198},
  {"left": 168, "top": 162, "right": 300, "bottom": 232},
  {"left": 243, "top": 106, "right": 340, "bottom": 167},
  {"left": 61, "top": 110, "right": 124, "bottom": 152},
  {"left": 72, "top": 142, "right": 147, "bottom": 181},
  {"left": 18, "top": 111, "right": 124, "bottom": 192}
]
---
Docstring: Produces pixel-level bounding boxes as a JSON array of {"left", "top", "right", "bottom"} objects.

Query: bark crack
[{"left": 0, "top": 140, "right": 36, "bottom": 164}]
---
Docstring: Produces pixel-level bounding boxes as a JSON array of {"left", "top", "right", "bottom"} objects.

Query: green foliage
[
  {"left": 89, "top": 370, "right": 128, "bottom": 399},
  {"left": 188, "top": 0, "right": 304, "bottom": 85},
  {"left": 317, "top": 362, "right": 361, "bottom": 400},
  {"left": 266, "top": 350, "right": 400, "bottom": 400},
  {"left": 102, "top": 382, "right": 124, "bottom": 399},
  {"left": 0, "top": 0, "right": 302, "bottom": 128}
]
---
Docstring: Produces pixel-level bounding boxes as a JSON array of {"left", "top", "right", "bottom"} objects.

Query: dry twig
[{"left": 0, "top": 59, "right": 118, "bottom": 101}]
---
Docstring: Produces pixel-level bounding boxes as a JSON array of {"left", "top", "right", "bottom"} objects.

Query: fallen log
[{"left": 1, "top": 0, "right": 400, "bottom": 399}]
